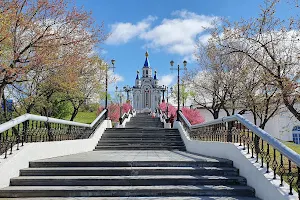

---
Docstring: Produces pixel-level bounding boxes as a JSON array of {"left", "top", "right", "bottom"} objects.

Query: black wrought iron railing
[
  {"left": 0, "top": 109, "right": 107, "bottom": 159},
  {"left": 119, "top": 110, "right": 131, "bottom": 125},
  {"left": 158, "top": 109, "right": 168, "bottom": 123},
  {"left": 178, "top": 111, "right": 300, "bottom": 198}
]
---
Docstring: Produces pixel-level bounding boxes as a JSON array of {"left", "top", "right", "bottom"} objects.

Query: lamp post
[
  {"left": 181, "top": 80, "right": 185, "bottom": 107},
  {"left": 166, "top": 86, "right": 173, "bottom": 118},
  {"left": 115, "top": 86, "right": 124, "bottom": 124},
  {"left": 161, "top": 85, "right": 166, "bottom": 102},
  {"left": 170, "top": 60, "right": 187, "bottom": 121},
  {"left": 123, "top": 85, "right": 132, "bottom": 101},
  {"left": 105, "top": 59, "right": 116, "bottom": 119}
]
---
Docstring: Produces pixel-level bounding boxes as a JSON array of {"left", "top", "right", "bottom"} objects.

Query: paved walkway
[{"left": 32, "top": 150, "right": 230, "bottom": 163}]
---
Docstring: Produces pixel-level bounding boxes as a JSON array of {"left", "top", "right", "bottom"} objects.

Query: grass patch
[
  {"left": 65, "top": 112, "right": 97, "bottom": 124},
  {"left": 283, "top": 141, "right": 300, "bottom": 154}
]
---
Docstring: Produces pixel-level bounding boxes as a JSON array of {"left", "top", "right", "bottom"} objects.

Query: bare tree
[
  {"left": 0, "top": 0, "right": 106, "bottom": 105},
  {"left": 188, "top": 41, "right": 230, "bottom": 119},
  {"left": 213, "top": 0, "right": 300, "bottom": 121}
]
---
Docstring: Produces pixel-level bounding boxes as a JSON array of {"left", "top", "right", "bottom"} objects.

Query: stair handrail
[
  {"left": 0, "top": 109, "right": 107, "bottom": 158},
  {"left": 119, "top": 109, "right": 131, "bottom": 125},
  {"left": 178, "top": 110, "right": 300, "bottom": 196},
  {"left": 157, "top": 108, "right": 167, "bottom": 123}
]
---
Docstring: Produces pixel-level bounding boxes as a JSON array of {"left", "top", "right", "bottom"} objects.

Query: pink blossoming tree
[
  {"left": 97, "top": 102, "right": 133, "bottom": 123},
  {"left": 122, "top": 102, "right": 132, "bottom": 113},
  {"left": 158, "top": 102, "right": 205, "bottom": 125},
  {"left": 181, "top": 107, "right": 205, "bottom": 125},
  {"left": 97, "top": 103, "right": 120, "bottom": 122}
]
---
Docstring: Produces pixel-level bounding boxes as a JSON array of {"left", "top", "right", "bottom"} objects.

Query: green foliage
[
  {"left": 171, "top": 83, "right": 191, "bottom": 106},
  {"left": 79, "top": 103, "right": 100, "bottom": 112},
  {"left": 65, "top": 111, "right": 97, "bottom": 124},
  {"left": 53, "top": 101, "right": 73, "bottom": 119}
]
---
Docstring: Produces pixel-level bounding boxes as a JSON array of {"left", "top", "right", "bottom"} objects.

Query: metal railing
[
  {"left": 119, "top": 110, "right": 131, "bottom": 125},
  {"left": 0, "top": 109, "right": 107, "bottom": 159},
  {"left": 178, "top": 111, "right": 300, "bottom": 198},
  {"left": 158, "top": 109, "right": 168, "bottom": 123}
]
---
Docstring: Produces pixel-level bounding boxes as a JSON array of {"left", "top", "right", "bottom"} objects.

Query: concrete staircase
[
  {"left": 125, "top": 112, "right": 163, "bottom": 128},
  {"left": 94, "top": 112, "right": 183, "bottom": 150},
  {"left": 0, "top": 113, "right": 259, "bottom": 199},
  {"left": 95, "top": 128, "right": 185, "bottom": 150}
]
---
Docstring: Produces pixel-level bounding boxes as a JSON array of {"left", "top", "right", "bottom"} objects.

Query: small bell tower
[{"left": 135, "top": 70, "right": 141, "bottom": 87}]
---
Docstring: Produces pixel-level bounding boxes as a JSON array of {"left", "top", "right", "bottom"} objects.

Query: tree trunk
[
  {"left": 26, "top": 104, "right": 34, "bottom": 113},
  {"left": 0, "top": 83, "right": 6, "bottom": 106},
  {"left": 259, "top": 122, "right": 266, "bottom": 130},
  {"left": 213, "top": 111, "right": 219, "bottom": 119},
  {"left": 283, "top": 98, "right": 300, "bottom": 121},
  {"left": 2, "top": 93, "right": 7, "bottom": 120},
  {"left": 223, "top": 106, "right": 230, "bottom": 116},
  {"left": 70, "top": 107, "right": 79, "bottom": 121},
  {"left": 279, "top": 81, "right": 300, "bottom": 121}
]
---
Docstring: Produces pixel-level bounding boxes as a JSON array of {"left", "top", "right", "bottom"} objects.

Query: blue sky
[{"left": 74, "top": 0, "right": 292, "bottom": 94}]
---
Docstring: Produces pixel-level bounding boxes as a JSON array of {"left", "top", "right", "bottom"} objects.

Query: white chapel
[{"left": 132, "top": 51, "right": 162, "bottom": 112}]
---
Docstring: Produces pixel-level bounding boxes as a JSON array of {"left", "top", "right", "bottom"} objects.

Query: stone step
[
  {"left": 105, "top": 128, "right": 179, "bottom": 134},
  {"left": 106, "top": 128, "right": 175, "bottom": 131},
  {"left": 103, "top": 130, "right": 179, "bottom": 134},
  {"left": 10, "top": 175, "right": 247, "bottom": 186},
  {"left": 102, "top": 133, "right": 178, "bottom": 136},
  {"left": 101, "top": 136, "right": 181, "bottom": 139},
  {"left": 94, "top": 146, "right": 186, "bottom": 151},
  {"left": 132, "top": 118, "right": 159, "bottom": 119},
  {"left": 104, "top": 129, "right": 178, "bottom": 132},
  {"left": 102, "top": 132, "right": 180, "bottom": 137},
  {"left": 0, "top": 185, "right": 255, "bottom": 197},
  {"left": 125, "top": 121, "right": 163, "bottom": 124},
  {"left": 128, "top": 118, "right": 161, "bottom": 123},
  {"left": 29, "top": 161, "right": 233, "bottom": 168},
  {"left": 125, "top": 126, "right": 164, "bottom": 128},
  {"left": 133, "top": 117, "right": 158, "bottom": 118},
  {"left": 100, "top": 137, "right": 183, "bottom": 141},
  {"left": 129, "top": 121, "right": 159, "bottom": 122},
  {"left": 96, "top": 143, "right": 185, "bottom": 146},
  {"left": 20, "top": 167, "right": 239, "bottom": 176},
  {"left": 0, "top": 197, "right": 261, "bottom": 200},
  {"left": 125, "top": 125, "right": 164, "bottom": 128},
  {"left": 95, "top": 145, "right": 185, "bottom": 149},
  {"left": 98, "top": 140, "right": 184, "bottom": 144},
  {"left": 127, "top": 119, "right": 162, "bottom": 124}
]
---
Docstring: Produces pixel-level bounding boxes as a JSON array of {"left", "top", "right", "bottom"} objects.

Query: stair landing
[{"left": 27, "top": 150, "right": 230, "bottom": 163}]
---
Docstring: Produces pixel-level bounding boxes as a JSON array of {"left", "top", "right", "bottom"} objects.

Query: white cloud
[
  {"left": 140, "top": 10, "right": 218, "bottom": 55},
  {"left": 158, "top": 74, "right": 175, "bottom": 87},
  {"left": 198, "top": 34, "right": 211, "bottom": 45},
  {"left": 106, "top": 16, "right": 157, "bottom": 45},
  {"left": 107, "top": 72, "right": 124, "bottom": 92},
  {"left": 105, "top": 10, "right": 219, "bottom": 57},
  {"left": 183, "top": 54, "right": 198, "bottom": 64},
  {"left": 100, "top": 49, "right": 107, "bottom": 55},
  {"left": 110, "top": 72, "right": 124, "bottom": 83}
]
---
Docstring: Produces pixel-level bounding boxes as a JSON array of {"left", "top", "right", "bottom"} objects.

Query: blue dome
[
  {"left": 144, "top": 57, "right": 150, "bottom": 68},
  {"left": 143, "top": 51, "right": 150, "bottom": 68}
]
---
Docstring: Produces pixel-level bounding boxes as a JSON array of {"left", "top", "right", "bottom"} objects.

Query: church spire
[
  {"left": 154, "top": 70, "right": 157, "bottom": 80},
  {"left": 136, "top": 70, "right": 139, "bottom": 79},
  {"left": 143, "top": 51, "right": 150, "bottom": 68}
]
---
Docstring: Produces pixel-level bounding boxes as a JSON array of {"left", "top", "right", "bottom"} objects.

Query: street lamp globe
[{"left": 170, "top": 60, "right": 174, "bottom": 66}]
